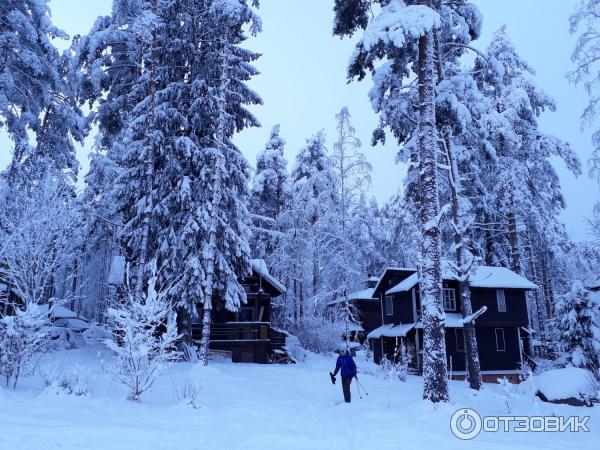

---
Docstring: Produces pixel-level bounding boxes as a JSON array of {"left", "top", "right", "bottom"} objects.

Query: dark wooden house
[
  {"left": 366, "top": 266, "right": 537, "bottom": 383},
  {"left": 192, "top": 259, "right": 288, "bottom": 364}
]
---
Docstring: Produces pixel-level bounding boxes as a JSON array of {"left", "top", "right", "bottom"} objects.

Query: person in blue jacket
[{"left": 330, "top": 348, "right": 357, "bottom": 403}]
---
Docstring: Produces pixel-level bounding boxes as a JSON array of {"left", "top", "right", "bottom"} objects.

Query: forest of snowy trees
[{"left": 1, "top": 0, "right": 599, "bottom": 405}]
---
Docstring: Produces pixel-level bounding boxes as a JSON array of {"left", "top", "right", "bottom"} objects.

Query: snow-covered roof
[
  {"left": 386, "top": 272, "right": 419, "bottom": 295},
  {"left": 588, "top": 279, "right": 600, "bottom": 290},
  {"left": 416, "top": 313, "right": 464, "bottom": 329},
  {"left": 327, "top": 288, "right": 376, "bottom": 306},
  {"left": 367, "top": 323, "right": 416, "bottom": 339},
  {"left": 54, "top": 318, "right": 90, "bottom": 331},
  {"left": 372, "top": 267, "right": 417, "bottom": 294},
  {"left": 368, "top": 276, "right": 380, "bottom": 283},
  {"left": 250, "top": 259, "right": 286, "bottom": 294},
  {"left": 462, "top": 266, "right": 537, "bottom": 290},
  {"left": 39, "top": 304, "right": 79, "bottom": 319},
  {"left": 385, "top": 266, "right": 537, "bottom": 295}
]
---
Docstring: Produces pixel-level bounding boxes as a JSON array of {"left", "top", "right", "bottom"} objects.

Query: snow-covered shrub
[
  {"left": 382, "top": 341, "right": 409, "bottom": 382},
  {"left": 555, "top": 280, "right": 600, "bottom": 378},
  {"left": 0, "top": 303, "right": 50, "bottom": 389},
  {"left": 40, "top": 364, "right": 90, "bottom": 396},
  {"left": 173, "top": 377, "right": 201, "bottom": 409},
  {"left": 532, "top": 357, "right": 563, "bottom": 376},
  {"left": 103, "top": 267, "right": 180, "bottom": 401},
  {"left": 181, "top": 342, "right": 200, "bottom": 364},
  {"left": 381, "top": 347, "right": 408, "bottom": 383}
]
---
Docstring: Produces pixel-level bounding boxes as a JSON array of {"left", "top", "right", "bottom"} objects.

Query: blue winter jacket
[{"left": 333, "top": 354, "right": 357, "bottom": 378}]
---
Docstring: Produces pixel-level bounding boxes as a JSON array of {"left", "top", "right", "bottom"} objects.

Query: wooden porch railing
[{"left": 191, "top": 322, "right": 271, "bottom": 342}]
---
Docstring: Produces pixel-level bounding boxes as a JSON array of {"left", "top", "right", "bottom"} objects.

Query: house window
[
  {"left": 496, "top": 289, "right": 507, "bottom": 312},
  {"left": 385, "top": 296, "right": 394, "bottom": 316},
  {"left": 455, "top": 329, "right": 465, "bottom": 352},
  {"left": 443, "top": 288, "right": 456, "bottom": 311},
  {"left": 495, "top": 328, "right": 506, "bottom": 352}
]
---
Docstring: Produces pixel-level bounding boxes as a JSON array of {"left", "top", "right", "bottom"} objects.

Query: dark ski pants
[{"left": 342, "top": 376, "right": 352, "bottom": 403}]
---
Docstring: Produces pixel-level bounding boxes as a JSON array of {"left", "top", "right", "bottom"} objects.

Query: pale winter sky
[{"left": 1, "top": 0, "right": 598, "bottom": 242}]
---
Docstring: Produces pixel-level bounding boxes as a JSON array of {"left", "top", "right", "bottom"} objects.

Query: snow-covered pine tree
[
  {"left": 0, "top": 0, "right": 69, "bottom": 180},
  {"left": 570, "top": 0, "right": 600, "bottom": 182},
  {"left": 77, "top": 0, "right": 261, "bottom": 351},
  {"left": 250, "top": 124, "right": 290, "bottom": 261},
  {"left": 73, "top": 0, "right": 149, "bottom": 322},
  {"left": 334, "top": 0, "right": 450, "bottom": 402},
  {"left": 555, "top": 280, "right": 600, "bottom": 377},
  {"left": 432, "top": 0, "right": 486, "bottom": 390},
  {"left": 473, "top": 29, "right": 581, "bottom": 341},
  {"left": 373, "top": 193, "right": 419, "bottom": 271},
  {"left": 569, "top": 1, "right": 600, "bottom": 246},
  {"left": 194, "top": 0, "right": 261, "bottom": 365},
  {"left": 292, "top": 131, "right": 339, "bottom": 311}
]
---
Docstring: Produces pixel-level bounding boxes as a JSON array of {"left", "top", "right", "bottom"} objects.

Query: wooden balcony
[{"left": 208, "top": 321, "right": 271, "bottom": 342}]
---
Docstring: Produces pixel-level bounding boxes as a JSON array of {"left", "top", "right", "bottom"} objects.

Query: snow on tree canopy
[{"left": 359, "top": 1, "right": 440, "bottom": 51}]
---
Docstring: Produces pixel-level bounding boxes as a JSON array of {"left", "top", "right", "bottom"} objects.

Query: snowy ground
[{"left": 0, "top": 344, "right": 598, "bottom": 450}]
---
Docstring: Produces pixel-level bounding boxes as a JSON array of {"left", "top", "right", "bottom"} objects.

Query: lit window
[
  {"left": 385, "top": 296, "right": 394, "bottom": 316},
  {"left": 495, "top": 328, "right": 506, "bottom": 352},
  {"left": 443, "top": 288, "right": 456, "bottom": 311},
  {"left": 496, "top": 290, "right": 506, "bottom": 312}
]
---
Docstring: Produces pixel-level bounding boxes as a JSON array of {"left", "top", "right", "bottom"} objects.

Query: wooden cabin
[
  {"left": 366, "top": 266, "right": 537, "bottom": 383},
  {"left": 192, "top": 259, "right": 288, "bottom": 364}
]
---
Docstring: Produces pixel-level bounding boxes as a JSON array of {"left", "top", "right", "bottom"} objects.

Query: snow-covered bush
[
  {"left": 103, "top": 267, "right": 180, "bottom": 401},
  {"left": 0, "top": 303, "right": 50, "bottom": 389},
  {"left": 173, "top": 377, "right": 201, "bottom": 409},
  {"left": 40, "top": 364, "right": 91, "bottom": 396},
  {"left": 555, "top": 280, "right": 600, "bottom": 378},
  {"left": 381, "top": 342, "right": 409, "bottom": 383}
]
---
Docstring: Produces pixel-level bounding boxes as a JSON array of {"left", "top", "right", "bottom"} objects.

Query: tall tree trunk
[
  {"left": 134, "top": 0, "right": 158, "bottom": 306},
  {"left": 441, "top": 132, "right": 482, "bottom": 391},
  {"left": 434, "top": 22, "right": 482, "bottom": 390},
  {"left": 199, "top": 42, "right": 228, "bottom": 366},
  {"left": 525, "top": 232, "right": 545, "bottom": 346},
  {"left": 198, "top": 151, "right": 224, "bottom": 366},
  {"left": 177, "top": 304, "right": 193, "bottom": 351},
  {"left": 507, "top": 194, "right": 521, "bottom": 273},
  {"left": 541, "top": 251, "right": 554, "bottom": 319},
  {"left": 418, "top": 29, "right": 448, "bottom": 403}
]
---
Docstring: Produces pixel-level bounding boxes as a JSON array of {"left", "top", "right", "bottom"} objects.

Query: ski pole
[
  {"left": 354, "top": 379, "right": 363, "bottom": 399},
  {"left": 355, "top": 377, "right": 369, "bottom": 396}
]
